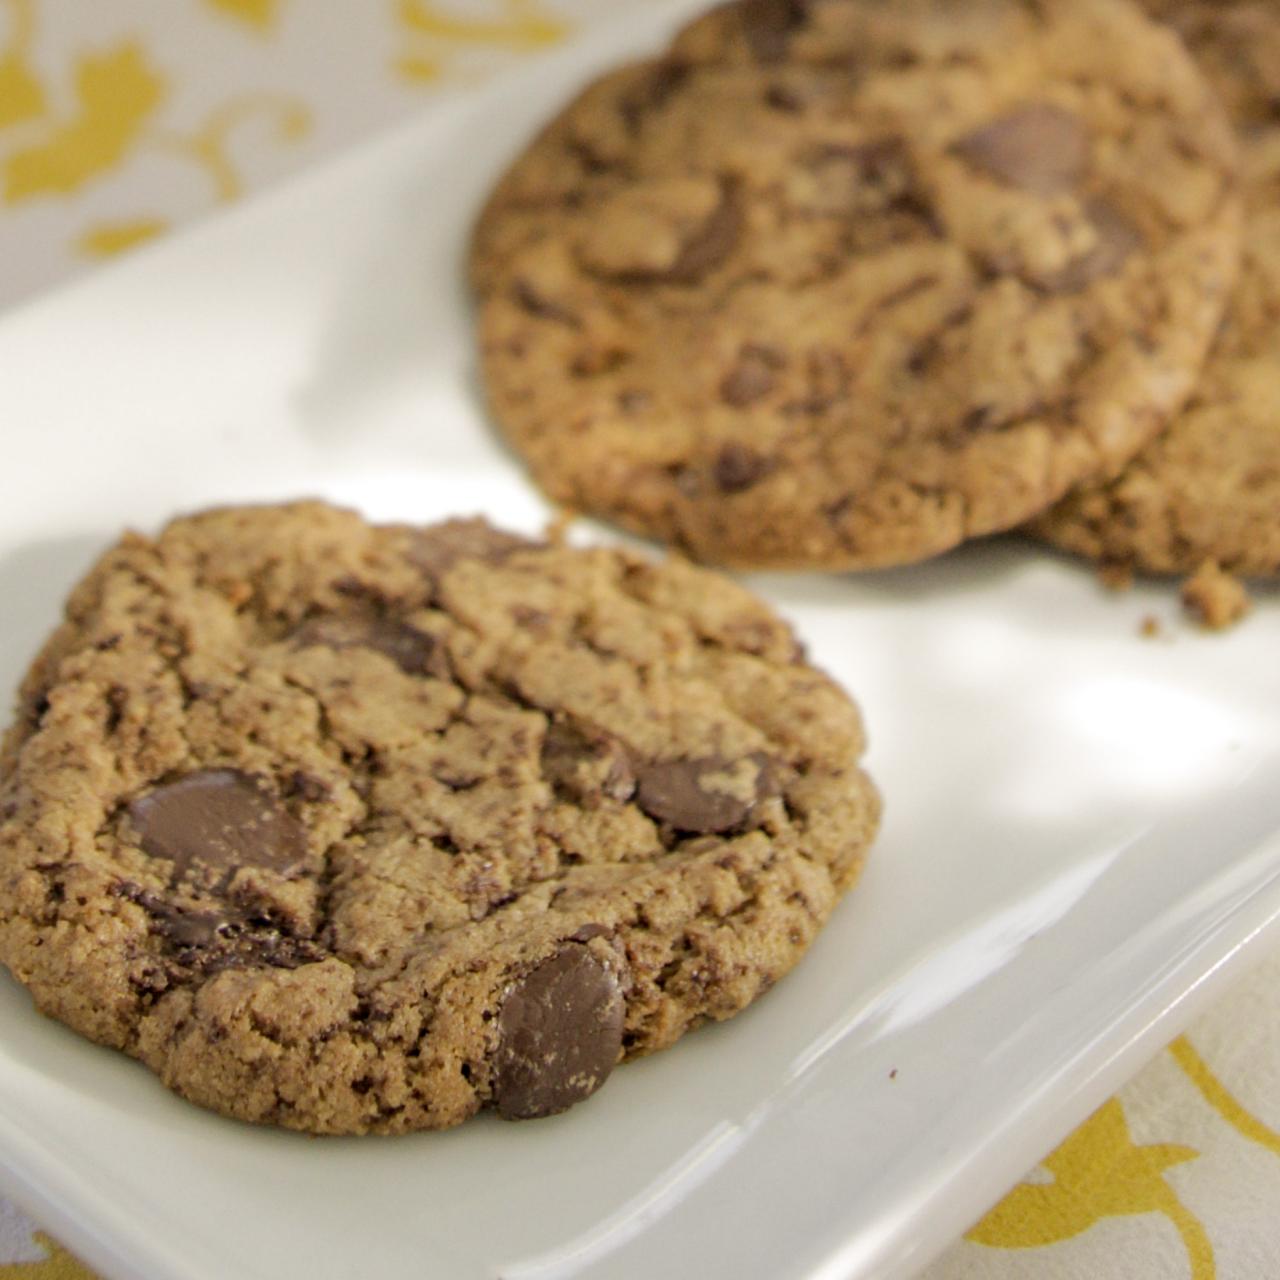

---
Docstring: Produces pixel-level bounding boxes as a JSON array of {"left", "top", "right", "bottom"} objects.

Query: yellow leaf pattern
[
  {"left": 0, "top": 56, "right": 43, "bottom": 129},
  {"left": 3, "top": 42, "right": 164, "bottom": 201},
  {"left": 1, "top": 1233, "right": 95, "bottom": 1279},
  {"left": 77, "top": 215, "right": 167, "bottom": 256},
  {"left": 204, "top": 0, "right": 280, "bottom": 33},
  {"left": 1171, "top": 1035, "right": 1280, "bottom": 1159},
  {"left": 967, "top": 1098, "right": 1214, "bottom": 1278},
  {"left": 148, "top": 93, "right": 310, "bottom": 201},
  {"left": 398, "top": 0, "right": 566, "bottom": 49},
  {"left": 395, "top": 0, "right": 570, "bottom": 84},
  {"left": 0, "top": 0, "right": 580, "bottom": 281},
  {"left": 0, "top": 0, "right": 43, "bottom": 129},
  {"left": 394, "top": 52, "right": 443, "bottom": 83}
]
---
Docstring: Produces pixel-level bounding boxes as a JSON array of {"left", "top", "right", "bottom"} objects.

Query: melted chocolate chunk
[
  {"left": 569, "top": 923, "right": 612, "bottom": 943},
  {"left": 635, "top": 752, "right": 776, "bottom": 834},
  {"left": 286, "top": 771, "right": 330, "bottom": 803},
  {"left": 128, "top": 770, "right": 308, "bottom": 879},
  {"left": 714, "top": 444, "right": 772, "bottom": 493},
  {"left": 1044, "top": 199, "right": 1145, "bottom": 292},
  {"left": 764, "top": 82, "right": 805, "bottom": 113},
  {"left": 513, "top": 279, "right": 579, "bottom": 326},
  {"left": 157, "top": 907, "right": 230, "bottom": 948},
  {"left": 806, "top": 139, "right": 917, "bottom": 215},
  {"left": 662, "top": 184, "right": 743, "bottom": 284},
  {"left": 293, "top": 614, "right": 446, "bottom": 678},
  {"left": 740, "top": 0, "right": 808, "bottom": 64},
  {"left": 956, "top": 103, "right": 1089, "bottom": 195},
  {"left": 409, "top": 518, "right": 540, "bottom": 583},
  {"left": 720, "top": 345, "right": 783, "bottom": 407},
  {"left": 541, "top": 721, "right": 636, "bottom": 804},
  {"left": 493, "top": 945, "right": 625, "bottom": 1120},
  {"left": 620, "top": 59, "right": 690, "bottom": 132},
  {"left": 114, "top": 882, "right": 320, "bottom": 973}
]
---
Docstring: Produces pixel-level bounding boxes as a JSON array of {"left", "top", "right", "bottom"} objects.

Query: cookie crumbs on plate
[
  {"left": 1139, "top": 615, "right": 1162, "bottom": 639},
  {"left": 1181, "top": 560, "right": 1251, "bottom": 630},
  {"left": 543, "top": 506, "right": 578, "bottom": 546}
]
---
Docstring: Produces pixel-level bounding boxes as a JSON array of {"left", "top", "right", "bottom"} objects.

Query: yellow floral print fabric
[
  {"left": 2, "top": 5, "right": 1280, "bottom": 1279},
  {"left": 926, "top": 946, "right": 1280, "bottom": 1278},
  {"left": 0, "top": 0, "right": 582, "bottom": 305}
]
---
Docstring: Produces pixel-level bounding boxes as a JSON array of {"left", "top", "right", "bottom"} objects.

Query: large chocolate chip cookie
[{"left": 0, "top": 502, "right": 878, "bottom": 1133}]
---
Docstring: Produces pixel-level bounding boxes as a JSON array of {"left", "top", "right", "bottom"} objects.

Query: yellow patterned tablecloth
[{"left": 1, "top": 3, "right": 1279, "bottom": 1278}]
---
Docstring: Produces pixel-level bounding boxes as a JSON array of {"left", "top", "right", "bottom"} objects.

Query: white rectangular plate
[{"left": 1, "top": 6, "right": 1279, "bottom": 1279}]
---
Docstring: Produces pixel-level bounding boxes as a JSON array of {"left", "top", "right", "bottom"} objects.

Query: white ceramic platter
[{"left": 1, "top": 5, "right": 1279, "bottom": 1278}]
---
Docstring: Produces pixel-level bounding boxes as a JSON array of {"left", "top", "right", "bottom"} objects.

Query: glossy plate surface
[{"left": 0, "top": 6, "right": 1278, "bottom": 1278}]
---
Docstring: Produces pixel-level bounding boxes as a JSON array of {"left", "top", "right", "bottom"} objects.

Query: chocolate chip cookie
[
  {"left": 1034, "top": 1, "right": 1280, "bottom": 580},
  {"left": 0, "top": 502, "right": 878, "bottom": 1133},
  {"left": 471, "top": 0, "right": 1242, "bottom": 570}
]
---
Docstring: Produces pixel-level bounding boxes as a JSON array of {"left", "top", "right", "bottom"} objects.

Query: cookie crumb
[
  {"left": 1139, "top": 615, "right": 1161, "bottom": 639},
  {"left": 544, "top": 507, "right": 578, "bottom": 546},
  {"left": 1099, "top": 562, "right": 1134, "bottom": 592},
  {"left": 1180, "top": 560, "right": 1251, "bottom": 631},
  {"left": 889, "top": 1067, "right": 898, "bottom": 1080}
]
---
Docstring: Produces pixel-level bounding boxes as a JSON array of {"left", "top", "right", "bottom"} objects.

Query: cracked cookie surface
[
  {"left": 0, "top": 502, "right": 878, "bottom": 1134},
  {"left": 471, "top": 0, "right": 1241, "bottom": 570},
  {"left": 1034, "top": 0, "right": 1280, "bottom": 579}
]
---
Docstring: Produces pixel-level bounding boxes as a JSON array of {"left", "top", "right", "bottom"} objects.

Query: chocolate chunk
[
  {"left": 620, "top": 60, "right": 689, "bottom": 132},
  {"left": 566, "top": 137, "right": 613, "bottom": 176},
  {"left": 582, "top": 181, "right": 741, "bottom": 286},
  {"left": 494, "top": 945, "right": 625, "bottom": 1120},
  {"left": 663, "top": 184, "right": 743, "bottom": 284},
  {"left": 114, "top": 882, "right": 230, "bottom": 947},
  {"left": 764, "top": 82, "right": 804, "bottom": 113},
  {"left": 409, "top": 518, "right": 539, "bottom": 583},
  {"left": 807, "top": 139, "right": 916, "bottom": 214},
  {"left": 286, "top": 771, "right": 330, "bottom": 803},
  {"left": 155, "top": 907, "right": 230, "bottom": 948},
  {"left": 956, "top": 104, "right": 1089, "bottom": 194},
  {"left": 740, "top": 0, "right": 808, "bottom": 63},
  {"left": 163, "top": 908, "right": 320, "bottom": 974},
  {"left": 635, "top": 752, "right": 776, "bottom": 834},
  {"left": 513, "top": 279, "right": 579, "bottom": 326},
  {"left": 114, "top": 881, "right": 319, "bottom": 973},
  {"left": 1044, "top": 199, "right": 1145, "bottom": 292},
  {"left": 782, "top": 346, "right": 854, "bottom": 417},
  {"left": 22, "top": 686, "right": 50, "bottom": 731},
  {"left": 714, "top": 444, "right": 771, "bottom": 493},
  {"left": 541, "top": 720, "right": 636, "bottom": 804},
  {"left": 720, "top": 345, "right": 783, "bottom": 407},
  {"left": 293, "top": 614, "right": 445, "bottom": 678},
  {"left": 617, "top": 389, "right": 652, "bottom": 413},
  {"left": 128, "top": 770, "right": 308, "bottom": 879}
]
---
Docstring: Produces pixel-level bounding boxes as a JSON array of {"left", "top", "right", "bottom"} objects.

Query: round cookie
[
  {"left": 471, "top": 0, "right": 1242, "bottom": 570},
  {"left": 0, "top": 502, "right": 878, "bottom": 1134},
  {"left": 1034, "top": 1, "right": 1280, "bottom": 577}
]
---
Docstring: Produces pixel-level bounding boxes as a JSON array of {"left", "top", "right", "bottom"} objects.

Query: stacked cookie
[
  {"left": 473, "top": 0, "right": 1268, "bottom": 619},
  {"left": 1035, "top": 0, "right": 1280, "bottom": 625}
]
